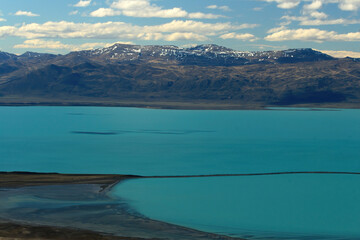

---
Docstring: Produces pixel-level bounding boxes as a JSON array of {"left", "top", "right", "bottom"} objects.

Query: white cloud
[
  {"left": 207, "top": 5, "right": 231, "bottom": 11},
  {"left": 110, "top": 0, "right": 188, "bottom": 18},
  {"left": 0, "top": 18, "right": 6, "bottom": 22},
  {"left": 237, "top": 23, "right": 260, "bottom": 29},
  {"left": 74, "top": 0, "right": 91, "bottom": 7},
  {"left": 301, "top": 18, "right": 360, "bottom": 25},
  {"left": 264, "top": 0, "right": 360, "bottom": 11},
  {"left": 165, "top": 32, "right": 208, "bottom": 41},
  {"left": 90, "top": 8, "right": 121, "bottom": 17},
  {"left": 265, "top": 0, "right": 301, "bottom": 9},
  {"left": 14, "top": 39, "right": 73, "bottom": 50},
  {"left": 89, "top": 0, "right": 222, "bottom": 19},
  {"left": 69, "top": 10, "right": 79, "bottom": 15},
  {"left": 220, "top": 32, "right": 258, "bottom": 41},
  {"left": 265, "top": 28, "right": 360, "bottom": 42},
  {"left": 181, "top": 43, "right": 198, "bottom": 48},
  {"left": 267, "top": 0, "right": 358, "bottom": 30},
  {"left": 282, "top": 15, "right": 360, "bottom": 25},
  {"left": 0, "top": 26, "right": 16, "bottom": 38},
  {"left": 301, "top": 1, "right": 328, "bottom": 23},
  {"left": 187, "top": 12, "right": 222, "bottom": 19},
  {"left": 267, "top": 25, "right": 288, "bottom": 33},
  {"left": 304, "top": 0, "right": 323, "bottom": 10},
  {"left": 317, "top": 49, "right": 360, "bottom": 58},
  {"left": 144, "top": 21, "right": 257, "bottom": 34},
  {"left": 249, "top": 44, "right": 288, "bottom": 49},
  {"left": 133, "top": 32, "right": 208, "bottom": 41},
  {"left": 308, "top": 11, "right": 328, "bottom": 19},
  {"left": 13, "top": 39, "right": 133, "bottom": 51},
  {"left": 14, "top": 10, "right": 39, "bottom": 17},
  {"left": 0, "top": 20, "right": 256, "bottom": 42},
  {"left": 338, "top": 0, "right": 360, "bottom": 11},
  {"left": 80, "top": 41, "right": 134, "bottom": 49}
]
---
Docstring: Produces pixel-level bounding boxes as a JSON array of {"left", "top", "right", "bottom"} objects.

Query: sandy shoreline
[{"left": 0, "top": 172, "right": 241, "bottom": 240}]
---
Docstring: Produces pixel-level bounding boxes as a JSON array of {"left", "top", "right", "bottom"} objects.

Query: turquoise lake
[
  {"left": 1, "top": 106, "right": 360, "bottom": 238},
  {"left": 113, "top": 175, "right": 360, "bottom": 239}
]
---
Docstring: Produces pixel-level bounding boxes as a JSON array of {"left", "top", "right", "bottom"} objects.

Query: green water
[
  {"left": 1, "top": 107, "right": 360, "bottom": 175},
  {"left": 114, "top": 175, "right": 360, "bottom": 239},
  {"left": 1, "top": 106, "right": 360, "bottom": 238}
]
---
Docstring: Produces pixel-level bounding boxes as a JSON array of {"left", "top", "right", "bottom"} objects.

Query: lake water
[
  {"left": 113, "top": 175, "right": 360, "bottom": 239},
  {"left": 1, "top": 106, "right": 360, "bottom": 238}
]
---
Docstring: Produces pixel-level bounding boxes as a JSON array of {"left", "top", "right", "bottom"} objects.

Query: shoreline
[
  {"left": 0, "top": 172, "right": 241, "bottom": 240},
  {"left": 2, "top": 171, "right": 360, "bottom": 239},
  {"left": 1, "top": 97, "right": 360, "bottom": 110},
  {"left": 3, "top": 170, "right": 360, "bottom": 188}
]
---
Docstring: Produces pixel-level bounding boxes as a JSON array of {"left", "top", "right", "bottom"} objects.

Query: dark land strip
[
  {"left": 1, "top": 97, "right": 360, "bottom": 111},
  {"left": 2, "top": 171, "right": 360, "bottom": 188},
  {"left": 143, "top": 171, "right": 360, "bottom": 179},
  {"left": 70, "top": 129, "right": 215, "bottom": 136}
]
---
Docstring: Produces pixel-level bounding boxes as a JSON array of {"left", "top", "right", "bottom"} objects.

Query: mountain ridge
[
  {"left": 0, "top": 44, "right": 359, "bottom": 109},
  {"left": 0, "top": 44, "right": 335, "bottom": 65}
]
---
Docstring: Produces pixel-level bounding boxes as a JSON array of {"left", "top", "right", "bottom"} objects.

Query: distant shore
[
  {"left": 0, "top": 172, "right": 240, "bottom": 240},
  {"left": 1, "top": 97, "right": 360, "bottom": 110}
]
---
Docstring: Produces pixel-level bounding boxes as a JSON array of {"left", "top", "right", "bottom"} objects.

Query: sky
[{"left": 0, "top": 0, "right": 360, "bottom": 57}]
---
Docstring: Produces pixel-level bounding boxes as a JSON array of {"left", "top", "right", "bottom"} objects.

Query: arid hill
[{"left": 0, "top": 44, "right": 359, "bottom": 109}]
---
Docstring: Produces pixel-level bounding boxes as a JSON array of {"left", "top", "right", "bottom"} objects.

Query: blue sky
[{"left": 0, "top": 0, "right": 360, "bottom": 57}]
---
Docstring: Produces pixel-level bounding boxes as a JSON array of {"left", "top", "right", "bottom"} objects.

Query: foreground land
[
  {"left": 0, "top": 172, "right": 134, "bottom": 188},
  {"left": 0, "top": 221, "right": 142, "bottom": 240},
  {"left": 2, "top": 171, "right": 360, "bottom": 239},
  {"left": 0, "top": 172, "right": 240, "bottom": 240}
]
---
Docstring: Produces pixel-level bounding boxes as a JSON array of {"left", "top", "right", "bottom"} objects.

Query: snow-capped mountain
[
  {"left": 66, "top": 44, "right": 334, "bottom": 65},
  {"left": 19, "top": 51, "right": 58, "bottom": 59},
  {"left": 0, "top": 43, "right": 359, "bottom": 108}
]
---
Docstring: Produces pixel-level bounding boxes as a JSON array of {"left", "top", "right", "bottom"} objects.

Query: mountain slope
[{"left": 0, "top": 44, "right": 359, "bottom": 109}]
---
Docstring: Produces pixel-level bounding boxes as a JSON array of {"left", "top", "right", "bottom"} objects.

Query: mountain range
[{"left": 0, "top": 44, "right": 360, "bottom": 109}]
